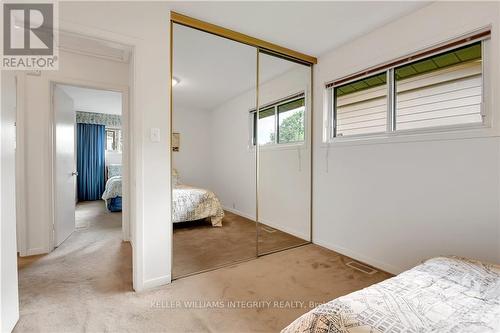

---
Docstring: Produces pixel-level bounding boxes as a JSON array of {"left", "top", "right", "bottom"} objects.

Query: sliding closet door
[
  {"left": 256, "top": 51, "right": 312, "bottom": 255},
  {"left": 171, "top": 23, "right": 257, "bottom": 278}
]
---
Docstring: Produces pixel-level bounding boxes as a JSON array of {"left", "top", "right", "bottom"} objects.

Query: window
[
  {"left": 278, "top": 98, "right": 305, "bottom": 143},
  {"left": 106, "top": 128, "right": 122, "bottom": 151},
  {"left": 257, "top": 107, "right": 275, "bottom": 145},
  {"left": 327, "top": 32, "right": 488, "bottom": 140},
  {"left": 395, "top": 43, "right": 482, "bottom": 130},
  {"left": 334, "top": 72, "right": 387, "bottom": 137},
  {"left": 251, "top": 93, "right": 305, "bottom": 146}
]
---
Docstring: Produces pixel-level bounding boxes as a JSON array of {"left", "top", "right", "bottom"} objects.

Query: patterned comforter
[
  {"left": 173, "top": 185, "right": 224, "bottom": 226},
  {"left": 282, "top": 257, "right": 500, "bottom": 333},
  {"left": 102, "top": 176, "right": 122, "bottom": 201}
]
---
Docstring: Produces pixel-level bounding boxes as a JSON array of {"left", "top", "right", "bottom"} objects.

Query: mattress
[{"left": 282, "top": 256, "right": 500, "bottom": 333}]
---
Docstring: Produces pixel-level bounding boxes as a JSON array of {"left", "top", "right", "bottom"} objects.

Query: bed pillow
[{"left": 108, "top": 164, "right": 122, "bottom": 178}]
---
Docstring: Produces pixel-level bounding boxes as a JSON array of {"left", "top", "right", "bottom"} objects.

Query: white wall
[
  {"left": 210, "top": 65, "right": 312, "bottom": 239},
  {"left": 1, "top": 71, "right": 20, "bottom": 332},
  {"left": 258, "top": 62, "right": 311, "bottom": 239},
  {"left": 16, "top": 2, "right": 172, "bottom": 290},
  {"left": 210, "top": 90, "right": 257, "bottom": 220},
  {"left": 313, "top": 1, "right": 500, "bottom": 273},
  {"left": 105, "top": 151, "right": 122, "bottom": 166},
  {"left": 172, "top": 107, "right": 212, "bottom": 189},
  {"left": 58, "top": 2, "right": 171, "bottom": 290},
  {"left": 18, "top": 50, "right": 129, "bottom": 256}
]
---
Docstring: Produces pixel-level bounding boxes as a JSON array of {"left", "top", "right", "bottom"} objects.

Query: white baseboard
[
  {"left": 223, "top": 206, "right": 309, "bottom": 240},
  {"left": 222, "top": 206, "right": 255, "bottom": 221},
  {"left": 24, "top": 247, "right": 50, "bottom": 256},
  {"left": 259, "top": 217, "right": 309, "bottom": 240},
  {"left": 313, "top": 238, "right": 402, "bottom": 275},
  {"left": 140, "top": 274, "right": 172, "bottom": 291}
]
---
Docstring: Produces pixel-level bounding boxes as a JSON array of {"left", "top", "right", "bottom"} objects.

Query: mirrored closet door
[
  {"left": 171, "top": 15, "right": 313, "bottom": 279},
  {"left": 171, "top": 23, "right": 257, "bottom": 278},
  {"left": 256, "top": 51, "right": 312, "bottom": 255}
]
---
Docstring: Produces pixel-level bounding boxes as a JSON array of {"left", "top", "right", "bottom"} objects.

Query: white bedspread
[
  {"left": 282, "top": 256, "right": 500, "bottom": 333},
  {"left": 102, "top": 176, "right": 121, "bottom": 200},
  {"left": 172, "top": 185, "right": 224, "bottom": 226}
]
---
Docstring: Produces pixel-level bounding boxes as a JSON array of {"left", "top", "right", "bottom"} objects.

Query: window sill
[
  {"left": 321, "top": 123, "right": 499, "bottom": 148},
  {"left": 248, "top": 142, "right": 307, "bottom": 152}
]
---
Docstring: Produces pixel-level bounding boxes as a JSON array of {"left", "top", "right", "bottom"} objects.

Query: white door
[{"left": 54, "top": 85, "right": 76, "bottom": 247}]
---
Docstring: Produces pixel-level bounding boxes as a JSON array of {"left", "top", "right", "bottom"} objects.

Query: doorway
[
  {"left": 10, "top": 29, "right": 135, "bottom": 328},
  {"left": 15, "top": 80, "right": 133, "bottom": 327},
  {"left": 51, "top": 83, "right": 127, "bottom": 249}
]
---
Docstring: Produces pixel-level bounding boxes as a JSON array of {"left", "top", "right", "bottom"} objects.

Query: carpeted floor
[
  {"left": 173, "top": 211, "right": 307, "bottom": 277},
  {"left": 15, "top": 201, "right": 391, "bottom": 333}
]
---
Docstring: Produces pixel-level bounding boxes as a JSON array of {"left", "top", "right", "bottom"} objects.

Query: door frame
[{"left": 48, "top": 79, "right": 130, "bottom": 252}]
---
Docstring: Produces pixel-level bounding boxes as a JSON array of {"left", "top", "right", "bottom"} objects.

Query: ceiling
[
  {"left": 173, "top": 24, "right": 298, "bottom": 110},
  {"left": 171, "top": 1, "right": 430, "bottom": 111},
  {"left": 59, "top": 85, "right": 122, "bottom": 115},
  {"left": 169, "top": 2, "right": 430, "bottom": 57}
]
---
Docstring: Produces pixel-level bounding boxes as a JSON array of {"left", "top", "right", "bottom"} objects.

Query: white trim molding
[{"left": 142, "top": 275, "right": 172, "bottom": 290}]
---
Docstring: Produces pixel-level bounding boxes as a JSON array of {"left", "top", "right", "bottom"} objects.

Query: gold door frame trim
[
  {"left": 169, "top": 19, "right": 174, "bottom": 280},
  {"left": 170, "top": 11, "right": 317, "bottom": 65}
]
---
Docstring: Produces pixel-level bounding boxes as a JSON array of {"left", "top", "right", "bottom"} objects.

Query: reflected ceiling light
[{"left": 172, "top": 77, "right": 180, "bottom": 87}]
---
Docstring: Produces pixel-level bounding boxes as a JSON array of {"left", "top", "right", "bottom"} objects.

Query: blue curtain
[{"left": 77, "top": 123, "right": 105, "bottom": 201}]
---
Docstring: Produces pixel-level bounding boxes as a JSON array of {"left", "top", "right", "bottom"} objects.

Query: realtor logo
[
  {"left": 4, "top": 3, "right": 53, "bottom": 55},
  {"left": 2, "top": 2, "right": 58, "bottom": 69}
]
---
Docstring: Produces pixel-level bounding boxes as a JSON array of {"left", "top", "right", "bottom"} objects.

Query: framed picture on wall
[{"left": 172, "top": 132, "right": 180, "bottom": 152}]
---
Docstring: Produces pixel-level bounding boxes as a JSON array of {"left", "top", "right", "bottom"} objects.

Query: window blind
[{"left": 325, "top": 28, "right": 490, "bottom": 89}]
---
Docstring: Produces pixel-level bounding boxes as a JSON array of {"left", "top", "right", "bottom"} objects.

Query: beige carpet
[
  {"left": 173, "top": 211, "right": 307, "bottom": 277},
  {"left": 15, "top": 201, "right": 391, "bottom": 333}
]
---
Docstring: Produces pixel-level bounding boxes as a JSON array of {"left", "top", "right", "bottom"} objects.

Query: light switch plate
[{"left": 150, "top": 128, "right": 160, "bottom": 142}]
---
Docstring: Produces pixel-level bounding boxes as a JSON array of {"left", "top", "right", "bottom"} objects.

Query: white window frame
[
  {"left": 106, "top": 128, "right": 122, "bottom": 152},
  {"left": 250, "top": 91, "right": 307, "bottom": 149},
  {"left": 325, "top": 32, "right": 491, "bottom": 144}
]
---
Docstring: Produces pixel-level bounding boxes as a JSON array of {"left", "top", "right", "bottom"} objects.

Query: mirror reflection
[
  {"left": 172, "top": 24, "right": 257, "bottom": 278},
  {"left": 257, "top": 52, "right": 312, "bottom": 255},
  {"left": 172, "top": 24, "right": 312, "bottom": 279}
]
